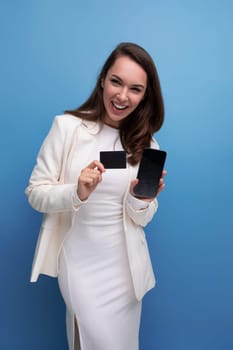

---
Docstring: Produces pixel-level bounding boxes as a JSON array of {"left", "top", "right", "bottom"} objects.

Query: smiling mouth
[{"left": 112, "top": 102, "right": 128, "bottom": 110}]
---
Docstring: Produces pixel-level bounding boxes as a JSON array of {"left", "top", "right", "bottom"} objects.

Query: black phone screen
[{"left": 134, "top": 148, "right": 167, "bottom": 198}]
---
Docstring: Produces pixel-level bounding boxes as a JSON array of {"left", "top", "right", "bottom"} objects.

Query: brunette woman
[{"left": 26, "top": 42, "right": 166, "bottom": 350}]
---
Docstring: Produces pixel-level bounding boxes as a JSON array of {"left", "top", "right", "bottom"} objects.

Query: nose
[{"left": 117, "top": 87, "right": 128, "bottom": 102}]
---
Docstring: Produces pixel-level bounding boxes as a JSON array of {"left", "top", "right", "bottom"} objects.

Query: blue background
[{"left": 1, "top": 1, "right": 233, "bottom": 349}]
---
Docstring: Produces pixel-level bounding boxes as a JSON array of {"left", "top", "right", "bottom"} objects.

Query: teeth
[{"left": 113, "top": 102, "right": 127, "bottom": 110}]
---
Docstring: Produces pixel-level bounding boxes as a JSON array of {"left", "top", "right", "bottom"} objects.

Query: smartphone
[{"left": 134, "top": 148, "right": 167, "bottom": 198}]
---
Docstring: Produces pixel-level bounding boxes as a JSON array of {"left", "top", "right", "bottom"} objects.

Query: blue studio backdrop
[{"left": 1, "top": 1, "right": 233, "bottom": 349}]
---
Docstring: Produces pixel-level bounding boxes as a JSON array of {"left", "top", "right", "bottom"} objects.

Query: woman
[{"left": 25, "top": 42, "right": 166, "bottom": 350}]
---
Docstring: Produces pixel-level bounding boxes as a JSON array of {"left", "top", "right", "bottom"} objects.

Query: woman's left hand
[{"left": 130, "top": 170, "right": 167, "bottom": 202}]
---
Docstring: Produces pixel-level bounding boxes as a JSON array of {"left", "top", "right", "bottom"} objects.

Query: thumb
[{"left": 130, "top": 179, "right": 139, "bottom": 195}]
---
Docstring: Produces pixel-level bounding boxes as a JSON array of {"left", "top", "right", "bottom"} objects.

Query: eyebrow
[{"left": 111, "top": 74, "right": 145, "bottom": 89}]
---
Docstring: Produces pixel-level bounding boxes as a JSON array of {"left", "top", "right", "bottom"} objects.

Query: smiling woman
[
  {"left": 25, "top": 42, "right": 166, "bottom": 350},
  {"left": 101, "top": 56, "right": 147, "bottom": 128}
]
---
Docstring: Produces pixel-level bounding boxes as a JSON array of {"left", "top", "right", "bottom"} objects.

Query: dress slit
[{"left": 74, "top": 317, "right": 81, "bottom": 350}]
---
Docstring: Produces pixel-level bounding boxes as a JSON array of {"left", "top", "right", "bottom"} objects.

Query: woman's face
[{"left": 102, "top": 55, "right": 147, "bottom": 128}]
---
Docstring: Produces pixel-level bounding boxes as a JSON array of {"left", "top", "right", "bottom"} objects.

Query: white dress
[{"left": 58, "top": 124, "right": 142, "bottom": 350}]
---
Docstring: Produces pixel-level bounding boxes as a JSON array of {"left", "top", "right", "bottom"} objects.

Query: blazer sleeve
[
  {"left": 125, "top": 194, "right": 159, "bottom": 227},
  {"left": 25, "top": 116, "right": 81, "bottom": 213}
]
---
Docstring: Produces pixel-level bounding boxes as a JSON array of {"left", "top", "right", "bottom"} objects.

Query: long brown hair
[{"left": 66, "top": 42, "right": 164, "bottom": 165}]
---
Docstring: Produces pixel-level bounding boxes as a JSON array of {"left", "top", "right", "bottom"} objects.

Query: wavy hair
[{"left": 65, "top": 42, "right": 164, "bottom": 165}]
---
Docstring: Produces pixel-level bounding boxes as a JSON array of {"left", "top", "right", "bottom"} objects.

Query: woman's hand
[
  {"left": 77, "top": 160, "right": 105, "bottom": 201},
  {"left": 130, "top": 170, "right": 167, "bottom": 202}
]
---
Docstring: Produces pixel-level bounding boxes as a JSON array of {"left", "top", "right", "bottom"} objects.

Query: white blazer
[{"left": 25, "top": 114, "right": 159, "bottom": 301}]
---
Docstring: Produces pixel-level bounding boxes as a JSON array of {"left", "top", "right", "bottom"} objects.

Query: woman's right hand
[{"left": 77, "top": 160, "right": 105, "bottom": 201}]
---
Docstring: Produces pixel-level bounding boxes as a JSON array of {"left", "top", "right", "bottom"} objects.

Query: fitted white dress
[{"left": 58, "top": 124, "right": 142, "bottom": 350}]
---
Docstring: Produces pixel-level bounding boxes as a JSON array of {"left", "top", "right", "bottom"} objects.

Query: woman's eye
[
  {"left": 110, "top": 79, "right": 120, "bottom": 85},
  {"left": 131, "top": 87, "right": 141, "bottom": 93}
]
